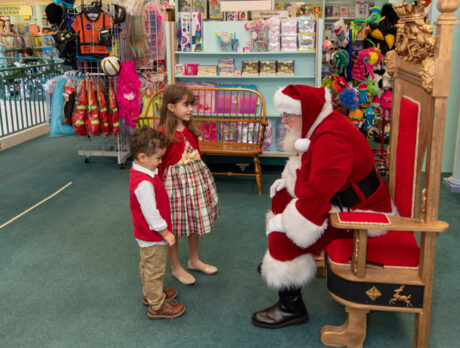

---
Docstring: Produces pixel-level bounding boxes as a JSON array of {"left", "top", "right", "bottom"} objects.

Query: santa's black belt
[{"left": 330, "top": 169, "right": 380, "bottom": 209}]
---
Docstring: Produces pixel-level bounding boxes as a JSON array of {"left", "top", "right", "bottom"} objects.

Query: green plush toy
[{"left": 332, "top": 49, "right": 349, "bottom": 77}]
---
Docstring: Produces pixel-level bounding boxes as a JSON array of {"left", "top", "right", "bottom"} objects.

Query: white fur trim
[
  {"left": 306, "top": 88, "right": 333, "bottom": 139},
  {"left": 294, "top": 138, "right": 311, "bottom": 153},
  {"left": 266, "top": 211, "right": 275, "bottom": 235},
  {"left": 282, "top": 199, "right": 328, "bottom": 248},
  {"left": 261, "top": 251, "right": 316, "bottom": 290},
  {"left": 273, "top": 86, "right": 302, "bottom": 115},
  {"left": 281, "top": 156, "right": 301, "bottom": 197}
]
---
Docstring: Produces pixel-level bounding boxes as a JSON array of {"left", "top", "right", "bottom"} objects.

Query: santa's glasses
[{"left": 281, "top": 113, "right": 301, "bottom": 121}]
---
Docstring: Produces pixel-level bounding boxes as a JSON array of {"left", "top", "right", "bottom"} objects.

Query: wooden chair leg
[
  {"left": 253, "top": 155, "right": 262, "bottom": 195},
  {"left": 321, "top": 307, "right": 369, "bottom": 348}
]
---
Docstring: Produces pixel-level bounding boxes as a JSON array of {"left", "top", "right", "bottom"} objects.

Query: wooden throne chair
[{"left": 320, "top": 1, "right": 458, "bottom": 347}]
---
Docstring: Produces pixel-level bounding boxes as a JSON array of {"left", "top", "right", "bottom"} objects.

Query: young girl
[{"left": 158, "top": 84, "right": 220, "bottom": 285}]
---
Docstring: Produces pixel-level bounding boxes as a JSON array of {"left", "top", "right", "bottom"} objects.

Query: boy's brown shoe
[
  {"left": 143, "top": 288, "right": 178, "bottom": 306},
  {"left": 147, "top": 301, "right": 186, "bottom": 320}
]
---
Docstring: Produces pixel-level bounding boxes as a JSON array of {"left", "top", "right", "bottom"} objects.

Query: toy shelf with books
[{"left": 166, "top": 19, "right": 323, "bottom": 157}]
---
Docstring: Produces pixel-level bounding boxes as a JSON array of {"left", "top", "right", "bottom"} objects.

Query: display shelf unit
[{"left": 166, "top": 20, "right": 323, "bottom": 157}]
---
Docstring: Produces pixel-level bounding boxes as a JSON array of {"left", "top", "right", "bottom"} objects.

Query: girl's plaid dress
[{"left": 163, "top": 137, "right": 220, "bottom": 237}]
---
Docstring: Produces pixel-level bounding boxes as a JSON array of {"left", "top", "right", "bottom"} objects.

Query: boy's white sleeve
[{"left": 134, "top": 181, "right": 168, "bottom": 232}]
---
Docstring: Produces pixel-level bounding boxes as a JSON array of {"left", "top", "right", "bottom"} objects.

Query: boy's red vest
[{"left": 129, "top": 169, "right": 172, "bottom": 242}]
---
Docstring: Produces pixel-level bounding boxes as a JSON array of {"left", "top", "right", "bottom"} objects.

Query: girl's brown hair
[{"left": 159, "top": 84, "right": 200, "bottom": 143}]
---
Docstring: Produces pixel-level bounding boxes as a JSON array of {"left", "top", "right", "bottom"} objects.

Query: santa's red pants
[{"left": 268, "top": 188, "right": 353, "bottom": 262}]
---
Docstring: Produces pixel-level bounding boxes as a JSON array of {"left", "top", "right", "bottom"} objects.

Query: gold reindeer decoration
[{"left": 389, "top": 285, "right": 413, "bottom": 307}]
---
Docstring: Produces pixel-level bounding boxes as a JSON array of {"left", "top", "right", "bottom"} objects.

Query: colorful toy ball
[{"left": 101, "top": 56, "right": 121, "bottom": 77}]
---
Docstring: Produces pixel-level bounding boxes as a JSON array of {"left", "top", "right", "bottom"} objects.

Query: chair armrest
[{"left": 329, "top": 212, "right": 449, "bottom": 232}]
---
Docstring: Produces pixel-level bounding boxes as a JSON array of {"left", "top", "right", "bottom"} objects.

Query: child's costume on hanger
[{"left": 71, "top": 9, "right": 112, "bottom": 58}]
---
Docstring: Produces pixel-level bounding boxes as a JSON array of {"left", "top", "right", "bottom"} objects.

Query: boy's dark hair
[{"left": 130, "top": 126, "right": 167, "bottom": 160}]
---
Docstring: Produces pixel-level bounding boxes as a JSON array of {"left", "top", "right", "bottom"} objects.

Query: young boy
[{"left": 129, "top": 126, "right": 186, "bottom": 320}]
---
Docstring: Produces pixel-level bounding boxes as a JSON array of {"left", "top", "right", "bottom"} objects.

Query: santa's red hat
[{"left": 273, "top": 85, "right": 333, "bottom": 152}]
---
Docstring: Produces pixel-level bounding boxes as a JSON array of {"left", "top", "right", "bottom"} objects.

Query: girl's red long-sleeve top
[{"left": 158, "top": 126, "right": 201, "bottom": 179}]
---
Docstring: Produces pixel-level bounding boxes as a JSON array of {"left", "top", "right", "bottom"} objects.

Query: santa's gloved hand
[
  {"left": 270, "top": 178, "right": 286, "bottom": 198},
  {"left": 266, "top": 214, "right": 284, "bottom": 235}
]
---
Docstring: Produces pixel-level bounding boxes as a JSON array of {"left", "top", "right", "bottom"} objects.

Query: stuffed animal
[
  {"left": 351, "top": 48, "right": 383, "bottom": 81},
  {"left": 332, "top": 49, "right": 349, "bottom": 77},
  {"left": 332, "top": 19, "right": 349, "bottom": 48},
  {"left": 349, "top": 109, "right": 364, "bottom": 127},
  {"left": 379, "top": 89, "right": 392, "bottom": 120},
  {"left": 363, "top": 4, "right": 399, "bottom": 55}
]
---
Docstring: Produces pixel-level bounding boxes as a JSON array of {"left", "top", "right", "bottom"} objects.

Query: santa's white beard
[{"left": 282, "top": 124, "right": 302, "bottom": 153}]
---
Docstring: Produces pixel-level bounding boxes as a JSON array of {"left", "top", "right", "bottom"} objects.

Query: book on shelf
[
  {"left": 332, "top": 6, "right": 340, "bottom": 18},
  {"left": 355, "top": 1, "right": 370, "bottom": 19},
  {"left": 325, "top": 6, "right": 333, "bottom": 18},
  {"left": 340, "top": 5, "right": 349, "bottom": 17}
]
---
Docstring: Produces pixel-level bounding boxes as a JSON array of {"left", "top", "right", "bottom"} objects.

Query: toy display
[
  {"left": 242, "top": 60, "right": 259, "bottom": 76},
  {"left": 191, "top": 12, "right": 203, "bottom": 52},
  {"left": 216, "top": 32, "right": 233, "bottom": 52},
  {"left": 265, "top": 16, "right": 281, "bottom": 52},
  {"left": 298, "top": 34, "right": 315, "bottom": 51},
  {"left": 177, "top": 12, "right": 191, "bottom": 52},
  {"left": 277, "top": 60, "right": 294, "bottom": 76},
  {"left": 259, "top": 61, "right": 276, "bottom": 76},
  {"left": 244, "top": 20, "right": 267, "bottom": 52}
]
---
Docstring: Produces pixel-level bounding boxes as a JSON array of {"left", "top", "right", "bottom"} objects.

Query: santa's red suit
[{"left": 253, "top": 85, "right": 392, "bottom": 329}]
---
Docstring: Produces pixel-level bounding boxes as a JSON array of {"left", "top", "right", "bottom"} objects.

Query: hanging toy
[
  {"left": 357, "top": 82, "right": 369, "bottom": 104},
  {"left": 115, "top": 61, "right": 141, "bottom": 128},
  {"left": 332, "top": 49, "right": 349, "bottom": 77},
  {"left": 367, "top": 7, "right": 382, "bottom": 24},
  {"left": 338, "top": 86, "right": 359, "bottom": 113},
  {"left": 363, "top": 107, "right": 376, "bottom": 137},
  {"left": 349, "top": 109, "right": 364, "bottom": 127},
  {"left": 96, "top": 79, "right": 110, "bottom": 136},
  {"left": 332, "top": 19, "right": 349, "bottom": 48},
  {"left": 72, "top": 79, "right": 88, "bottom": 136},
  {"left": 351, "top": 48, "right": 383, "bottom": 81},
  {"left": 108, "top": 80, "right": 120, "bottom": 136},
  {"left": 379, "top": 90, "right": 392, "bottom": 120},
  {"left": 87, "top": 78, "right": 101, "bottom": 136}
]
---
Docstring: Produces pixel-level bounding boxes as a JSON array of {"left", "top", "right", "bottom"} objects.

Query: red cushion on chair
[{"left": 326, "top": 231, "right": 420, "bottom": 268}]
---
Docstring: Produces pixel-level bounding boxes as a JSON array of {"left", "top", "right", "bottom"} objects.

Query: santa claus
[{"left": 252, "top": 85, "right": 392, "bottom": 328}]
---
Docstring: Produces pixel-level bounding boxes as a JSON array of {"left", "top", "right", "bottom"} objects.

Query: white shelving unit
[{"left": 166, "top": 20, "right": 323, "bottom": 156}]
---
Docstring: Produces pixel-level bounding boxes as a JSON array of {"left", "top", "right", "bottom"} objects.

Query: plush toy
[
  {"left": 363, "top": 107, "right": 376, "bottom": 137},
  {"left": 321, "top": 77, "right": 332, "bottom": 89},
  {"left": 379, "top": 89, "right": 392, "bottom": 120},
  {"left": 368, "top": 7, "right": 382, "bottom": 24},
  {"left": 351, "top": 48, "right": 383, "bottom": 81},
  {"left": 332, "top": 19, "right": 349, "bottom": 48},
  {"left": 115, "top": 61, "right": 141, "bottom": 128},
  {"left": 357, "top": 82, "right": 369, "bottom": 104},
  {"left": 338, "top": 86, "right": 359, "bottom": 113},
  {"left": 332, "top": 49, "right": 349, "bottom": 77},
  {"left": 322, "top": 40, "right": 333, "bottom": 52},
  {"left": 349, "top": 109, "right": 364, "bottom": 127},
  {"left": 363, "top": 4, "right": 399, "bottom": 54}
]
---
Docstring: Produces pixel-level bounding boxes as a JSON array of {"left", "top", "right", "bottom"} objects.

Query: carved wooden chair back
[{"left": 320, "top": 1, "right": 458, "bottom": 347}]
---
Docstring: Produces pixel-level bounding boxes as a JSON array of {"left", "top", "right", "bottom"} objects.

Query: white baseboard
[{"left": 0, "top": 124, "right": 49, "bottom": 151}]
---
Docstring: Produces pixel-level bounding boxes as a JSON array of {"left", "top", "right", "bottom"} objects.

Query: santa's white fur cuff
[
  {"left": 282, "top": 199, "right": 328, "bottom": 248},
  {"left": 261, "top": 251, "right": 316, "bottom": 290}
]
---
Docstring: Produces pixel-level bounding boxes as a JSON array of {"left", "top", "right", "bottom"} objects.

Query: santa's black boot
[{"left": 251, "top": 288, "right": 309, "bottom": 329}]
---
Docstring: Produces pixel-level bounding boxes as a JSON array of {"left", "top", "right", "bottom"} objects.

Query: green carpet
[{"left": 0, "top": 135, "right": 459, "bottom": 347}]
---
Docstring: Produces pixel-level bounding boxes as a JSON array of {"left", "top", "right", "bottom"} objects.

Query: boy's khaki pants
[{"left": 139, "top": 244, "right": 168, "bottom": 310}]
